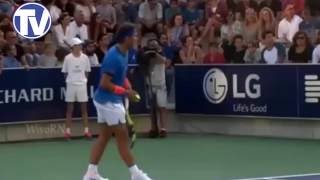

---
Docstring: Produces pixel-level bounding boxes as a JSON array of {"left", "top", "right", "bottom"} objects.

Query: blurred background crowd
[{"left": 1, "top": 0, "right": 320, "bottom": 70}]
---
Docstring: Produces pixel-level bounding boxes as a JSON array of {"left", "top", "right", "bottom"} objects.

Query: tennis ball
[{"left": 135, "top": 94, "right": 141, "bottom": 101}]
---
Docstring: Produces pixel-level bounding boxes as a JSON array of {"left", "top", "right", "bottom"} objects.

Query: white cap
[{"left": 70, "top": 38, "right": 83, "bottom": 47}]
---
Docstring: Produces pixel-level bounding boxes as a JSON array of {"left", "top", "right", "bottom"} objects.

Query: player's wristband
[
  {"left": 124, "top": 78, "right": 132, "bottom": 89},
  {"left": 113, "top": 85, "right": 126, "bottom": 95}
]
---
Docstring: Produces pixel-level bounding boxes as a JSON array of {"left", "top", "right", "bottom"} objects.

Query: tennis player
[{"left": 83, "top": 24, "right": 153, "bottom": 180}]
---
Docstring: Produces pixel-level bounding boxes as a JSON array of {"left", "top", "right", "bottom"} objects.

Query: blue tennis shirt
[{"left": 94, "top": 45, "right": 128, "bottom": 104}]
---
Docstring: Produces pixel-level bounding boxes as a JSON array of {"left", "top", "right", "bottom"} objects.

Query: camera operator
[{"left": 138, "top": 39, "right": 168, "bottom": 138}]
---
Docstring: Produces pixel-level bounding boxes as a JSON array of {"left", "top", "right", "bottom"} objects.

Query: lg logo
[
  {"left": 203, "top": 68, "right": 261, "bottom": 104},
  {"left": 13, "top": 3, "right": 52, "bottom": 39}
]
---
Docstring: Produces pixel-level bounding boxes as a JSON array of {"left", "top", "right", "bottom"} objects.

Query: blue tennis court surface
[{"left": 235, "top": 174, "right": 320, "bottom": 180}]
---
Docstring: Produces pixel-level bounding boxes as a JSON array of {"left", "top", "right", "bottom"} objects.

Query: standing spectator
[
  {"left": 203, "top": 42, "right": 225, "bottom": 64},
  {"left": 54, "top": 13, "right": 71, "bottom": 49},
  {"left": 38, "top": 43, "right": 58, "bottom": 67},
  {"left": 167, "top": 14, "right": 189, "bottom": 52},
  {"left": 299, "top": 7, "right": 320, "bottom": 44},
  {"left": 24, "top": 42, "right": 40, "bottom": 67},
  {"left": 95, "top": 33, "right": 112, "bottom": 63},
  {"left": 96, "top": 0, "right": 117, "bottom": 33},
  {"left": 261, "top": 31, "right": 286, "bottom": 64},
  {"left": 244, "top": 41, "right": 261, "bottom": 64},
  {"left": 67, "top": 10, "right": 89, "bottom": 43},
  {"left": 228, "top": 35, "right": 246, "bottom": 64},
  {"left": 83, "top": 40, "right": 99, "bottom": 66},
  {"left": 312, "top": 32, "right": 320, "bottom": 64},
  {"left": 75, "top": 0, "right": 96, "bottom": 24},
  {"left": 4, "top": 31, "right": 28, "bottom": 68},
  {"left": 182, "top": 0, "right": 202, "bottom": 25},
  {"left": 259, "top": 0, "right": 282, "bottom": 18},
  {"left": 179, "top": 36, "right": 203, "bottom": 64},
  {"left": 62, "top": 37, "right": 92, "bottom": 139},
  {"left": 244, "top": 8, "right": 259, "bottom": 43},
  {"left": 138, "top": 0, "right": 163, "bottom": 36},
  {"left": 55, "top": 0, "right": 75, "bottom": 16},
  {"left": 288, "top": 31, "right": 313, "bottom": 63},
  {"left": 165, "top": 0, "right": 181, "bottom": 24},
  {"left": 232, "top": 11, "right": 245, "bottom": 37},
  {"left": 278, "top": 4, "right": 303, "bottom": 43},
  {"left": 159, "top": 33, "right": 174, "bottom": 95},
  {"left": 128, "top": 35, "right": 139, "bottom": 64},
  {"left": 258, "top": 7, "right": 277, "bottom": 40},
  {"left": 221, "top": 12, "right": 234, "bottom": 42},
  {"left": 206, "top": 0, "right": 228, "bottom": 21},
  {"left": 281, "top": 0, "right": 305, "bottom": 15},
  {"left": 2, "top": 44, "right": 21, "bottom": 68}
]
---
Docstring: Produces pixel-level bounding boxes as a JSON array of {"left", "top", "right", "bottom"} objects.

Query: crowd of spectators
[{"left": 1, "top": 0, "right": 320, "bottom": 71}]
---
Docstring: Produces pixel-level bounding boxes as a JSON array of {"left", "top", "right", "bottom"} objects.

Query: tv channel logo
[{"left": 13, "top": 3, "right": 52, "bottom": 39}]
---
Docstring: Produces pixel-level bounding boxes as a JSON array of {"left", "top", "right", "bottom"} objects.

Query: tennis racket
[{"left": 125, "top": 97, "right": 136, "bottom": 149}]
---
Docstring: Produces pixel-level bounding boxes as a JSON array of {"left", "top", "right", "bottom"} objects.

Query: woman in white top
[
  {"left": 54, "top": 13, "right": 71, "bottom": 49},
  {"left": 312, "top": 32, "right": 320, "bottom": 64}
]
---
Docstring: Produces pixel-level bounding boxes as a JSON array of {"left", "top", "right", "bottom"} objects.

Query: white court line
[{"left": 233, "top": 173, "right": 320, "bottom": 180}]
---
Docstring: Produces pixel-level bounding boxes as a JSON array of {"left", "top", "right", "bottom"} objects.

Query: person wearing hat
[{"left": 61, "top": 37, "right": 92, "bottom": 139}]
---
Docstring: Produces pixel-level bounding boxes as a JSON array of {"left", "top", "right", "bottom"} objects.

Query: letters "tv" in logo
[{"left": 13, "top": 3, "right": 52, "bottom": 39}]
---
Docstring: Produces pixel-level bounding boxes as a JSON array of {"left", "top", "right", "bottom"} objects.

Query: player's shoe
[
  {"left": 83, "top": 173, "right": 109, "bottom": 180},
  {"left": 64, "top": 132, "right": 71, "bottom": 140},
  {"left": 131, "top": 170, "right": 152, "bottom": 180},
  {"left": 84, "top": 132, "right": 92, "bottom": 139},
  {"left": 159, "top": 129, "right": 167, "bottom": 138}
]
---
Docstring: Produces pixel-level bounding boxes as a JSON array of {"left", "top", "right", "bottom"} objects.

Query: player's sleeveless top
[{"left": 94, "top": 45, "right": 128, "bottom": 104}]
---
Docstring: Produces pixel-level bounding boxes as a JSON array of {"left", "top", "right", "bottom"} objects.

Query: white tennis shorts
[
  {"left": 65, "top": 84, "right": 88, "bottom": 103},
  {"left": 94, "top": 101, "right": 126, "bottom": 126}
]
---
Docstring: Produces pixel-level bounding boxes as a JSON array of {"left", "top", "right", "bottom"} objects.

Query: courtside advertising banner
[
  {"left": 175, "top": 65, "right": 320, "bottom": 119},
  {"left": 0, "top": 67, "right": 147, "bottom": 124}
]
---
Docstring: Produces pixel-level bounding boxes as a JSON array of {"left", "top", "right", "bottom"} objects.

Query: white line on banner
[
  {"left": 305, "top": 75, "right": 318, "bottom": 80},
  {"left": 305, "top": 98, "right": 319, "bottom": 103},
  {"left": 305, "top": 81, "right": 320, "bottom": 86}
]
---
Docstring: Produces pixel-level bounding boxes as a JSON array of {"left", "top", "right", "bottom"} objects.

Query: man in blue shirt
[{"left": 83, "top": 24, "right": 153, "bottom": 180}]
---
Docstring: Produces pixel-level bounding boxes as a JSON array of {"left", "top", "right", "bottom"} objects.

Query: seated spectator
[
  {"left": 0, "top": 0, "right": 13, "bottom": 16},
  {"left": 244, "top": 8, "right": 259, "bottom": 43},
  {"left": 54, "top": 13, "right": 71, "bottom": 49},
  {"left": 288, "top": 31, "right": 313, "bottom": 63},
  {"left": 38, "top": 43, "right": 58, "bottom": 68},
  {"left": 0, "top": 14, "right": 13, "bottom": 32},
  {"left": 5, "top": 31, "right": 28, "bottom": 68},
  {"left": 165, "top": 0, "right": 181, "bottom": 24},
  {"left": 160, "top": 34, "right": 175, "bottom": 63},
  {"left": 0, "top": 29, "right": 6, "bottom": 49},
  {"left": 55, "top": 0, "right": 75, "bottom": 16},
  {"left": 0, "top": 48, "right": 3, "bottom": 75},
  {"left": 182, "top": 0, "right": 202, "bottom": 25},
  {"left": 226, "top": 35, "right": 246, "bottom": 64},
  {"left": 235, "top": 0, "right": 259, "bottom": 16},
  {"left": 67, "top": 10, "right": 88, "bottom": 44},
  {"left": 124, "top": 0, "right": 140, "bottom": 23},
  {"left": 261, "top": 31, "right": 286, "bottom": 64},
  {"left": 24, "top": 42, "right": 40, "bottom": 67},
  {"left": 258, "top": 7, "right": 277, "bottom": 40},
  {"left": 281, "top": 0, "right": 305, "bottom": 15},
  {"left": 299, "top": 7, "right": 320, "bottom": 44},
  {"left": 200, "top": 14, "right": 223, "bottom": 46},
  {"left": 83, "top": 40, "right": 99, "bottom": 66},
  {"left": 96, "top": 0, "right": 117, "bottom": 33},
  {"left": 43, "top": 0, "right": 62, "bottom": 24},
  {"left": 114, "top": 1, "right": 127, "bottom": 27},
  {"left": 95, "top": 33, "right": 112, "bottom": 63},
  {"left": 203, "top": 42, "right": 225, "bottom": 64},
  {"left": 89, "top": 13, "right": 108, "bottom": 41},
  {"left": 75, "top": 0, "right": 96, "bottom": 24},
  {"left": 259, "top": 0, "right": 282, "bottom": 18},
  {"left": 278, "top": 4, "right": 303, "bottom": 43},
  {"left": 2, "top": 44, "right": 22, "bottom": 68},
  {"left": 244, "top": 41, "right": 261, "bottom": 64},
  {"left": 312, "top": 31, "right": 320, "bottom": 64},
  {"left": 138, "top": 0, "right": 163, "bottom": 36},
  {"left": 167, "top": 14, "right": 189, "bottom": 52},
  {"left": 179, "top": 36, "right": 203, "bottom": 64}
]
